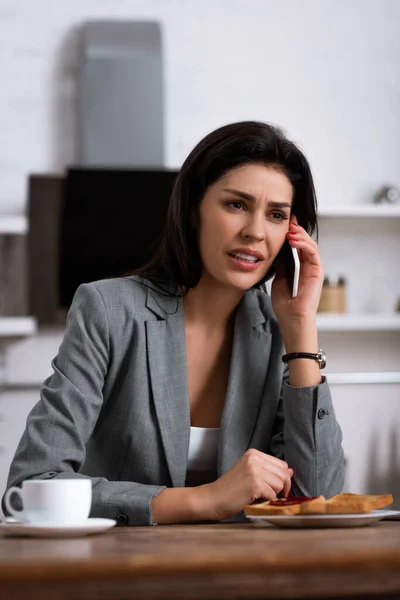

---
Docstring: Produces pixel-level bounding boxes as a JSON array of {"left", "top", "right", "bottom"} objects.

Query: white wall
[
  {"left": 0, "top": 0, "right": 399, "bottom": 510},
  {"left": 1, "top": 0, "right": 400, "bottom": 213}
]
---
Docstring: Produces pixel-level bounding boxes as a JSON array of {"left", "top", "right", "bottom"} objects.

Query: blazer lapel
[
  {"left": 145, "top": 285, "right": 190, "bottom": 488},
  {"left": 218, "top": 291, "right": 273, "bottom": 476},
  {"left": 145, "top": 281, "right": 274, "bottom": 486}
]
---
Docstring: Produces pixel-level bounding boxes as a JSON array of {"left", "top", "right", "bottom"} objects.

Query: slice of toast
[
  {"left": 245, "top": 496, "right": 325, "bottom": 517},
  {"left": 325, "top": 493, "right": 393, "bottom": 514},
  {"left": 245, "top": 500, "right": 301, "bottom": 516},
  {"left": 298, "top": 495, "right": 329, "bottom": 515},
  {"left": 245, "top": 493, "right": 393, "bottom": 517}
]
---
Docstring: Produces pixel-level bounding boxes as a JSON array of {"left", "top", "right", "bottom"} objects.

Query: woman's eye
[
  {"left": 227, "top": 201, "right": 245, "bottom": 210},
  {"left": 270, "top": 211, "right": 287, "bottom": 221}
]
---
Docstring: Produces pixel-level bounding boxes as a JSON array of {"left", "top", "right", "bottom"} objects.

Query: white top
[{"left": 185, "top": 426, "right": 219, "bottom": 487}]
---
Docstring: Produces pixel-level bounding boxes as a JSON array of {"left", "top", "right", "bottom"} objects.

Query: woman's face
[{"left": 197, "top": 163, "right": 293, "bottom": 291}]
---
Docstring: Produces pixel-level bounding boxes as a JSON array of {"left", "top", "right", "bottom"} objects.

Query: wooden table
[{"left": 1, "top": 521, "right": 400, "bottom": 600}]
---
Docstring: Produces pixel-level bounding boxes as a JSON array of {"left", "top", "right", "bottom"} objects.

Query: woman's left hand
[{"left": 271, "top": 216, "right": 324, "bottom": 325}]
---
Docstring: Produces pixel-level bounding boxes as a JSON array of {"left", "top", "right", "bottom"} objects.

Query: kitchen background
[{"left": 0, "top": 0, "right": 399, "bottom": 514}]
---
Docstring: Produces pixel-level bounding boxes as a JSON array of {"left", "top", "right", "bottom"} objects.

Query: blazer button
[
  {"left": 116, "top": 514, "right": 129, "bottom": 526},
  {"left": 317, "top": 408, "right": 327, "bottom": 420}
]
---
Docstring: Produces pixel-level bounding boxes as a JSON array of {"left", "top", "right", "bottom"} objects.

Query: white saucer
[
  {"left": 0, "top": 518, "right": 116, "bottom": 538},
  {"left": 246, "top": 509, "right": 400, "bottom": 529}
]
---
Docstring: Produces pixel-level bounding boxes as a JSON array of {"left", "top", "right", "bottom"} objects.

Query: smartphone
[
  {"left": 278, "top": 240, "right": 300, "bottom": 298},
  {"left": 291, "top": 247, "right": 300, "bottom": 298}
]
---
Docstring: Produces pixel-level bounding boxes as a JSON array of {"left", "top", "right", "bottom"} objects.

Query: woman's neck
[{"left": 182, "top": 275, "right": 243, "bottom": 333}]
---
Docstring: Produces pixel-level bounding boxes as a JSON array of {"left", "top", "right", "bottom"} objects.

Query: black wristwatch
[{"left": 282, "top": 350, "right": 326, "bottom": 369}]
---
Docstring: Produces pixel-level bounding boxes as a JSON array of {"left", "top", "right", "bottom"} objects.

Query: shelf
[
  {"left": 0, "top": 216, "right": 28, "bottom": 234},
  {"left": 316, "top": 313, "right": 400, "bottom": 332},
  {"left": 0, "top": 317, "right": 37, "bottom": 337},
  {"left": 326, "top": 371, "right": 400, "bottom": 385},
  {"left": 318, "top": 205, "right": 400, "bottom": 217}
]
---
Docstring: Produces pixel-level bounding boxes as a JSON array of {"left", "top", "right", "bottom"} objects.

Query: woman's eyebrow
[{"left": 222, "top": 188, "right": 291, "bottom": 209}]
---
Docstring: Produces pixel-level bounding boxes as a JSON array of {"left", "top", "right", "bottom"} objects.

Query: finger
[
  {"left": 288, "top": 221, "right": 310, "bottom": 238},
  {"left": 289, "top": 219, "right": 316, "bottom": 241},
  {"left": 257, "top": 452, "right": 290, "bottom": 471},
  {"left": 288, "top": 225, "right": 318, "bottom": 248},
  {"left": 249, "top": 452, "right": 293, "bottom": 496},
  {"left": 283, "top": 473, "right": 292, "bottom": 498},
  {"left": 247, "top": 449, "right": 289, "bottom": 471},
  {"left": 287, "top": 238, "right": 322, "bottom": 266},
  {"left": 255, "top": 466, "right": 286, "bottom": 497},
  {"left": 287, "top": 227, "right": 316, "bottom": 245},
  {"left": 288, "top": 236, "right": 319, "bottom": 256},
  {"left": 257, "top": 482, "right": 278, "bottom": 502},
  {"left": 261, "top": 469, "right": 288, "bottom": 495},
  {"left": 260, "top": 460, "right": 291, "bottom": 484},
  {"left": 247, "top": 450, "right": 292, "bottom": 482},
  {"left": 289, "top": 220, "right": 305, "bottom": 232},
  {"left": 254, "top": 456, "right": 292, "bottom": 489}
]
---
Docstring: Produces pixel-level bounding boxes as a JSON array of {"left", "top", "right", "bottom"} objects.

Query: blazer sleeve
[
  {"left": 2, "top": 283, "right": 166, "bottom": 526},
  {"left": 268, "top": 364, "right": 345, "bottom": 498}
]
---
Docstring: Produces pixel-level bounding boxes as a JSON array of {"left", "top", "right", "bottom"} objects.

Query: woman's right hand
[{"left": 200, "top": 449, "right": 294, "bottom": 522}]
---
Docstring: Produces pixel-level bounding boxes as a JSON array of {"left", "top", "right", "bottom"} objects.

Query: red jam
[{"left": 269, "top": 496, "right": 319, "bottom": 507}]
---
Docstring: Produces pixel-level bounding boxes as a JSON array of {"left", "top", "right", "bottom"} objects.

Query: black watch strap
[{"left": 282, "top": 350, "right": 326, "bottom": 369}]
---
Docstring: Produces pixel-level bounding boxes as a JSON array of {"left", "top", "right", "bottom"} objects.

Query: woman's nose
[{"left": 241, "top": 213, "right": 265, "bottom": 241}]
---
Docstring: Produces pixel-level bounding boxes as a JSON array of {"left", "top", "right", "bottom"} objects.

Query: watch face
[{"left": 318, "top": 350, "right": 327, "bottom": 369}]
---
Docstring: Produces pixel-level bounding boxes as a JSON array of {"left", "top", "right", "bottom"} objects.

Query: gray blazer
[{"left": 3, "top": 276, "right": 344, "bottom": 525}]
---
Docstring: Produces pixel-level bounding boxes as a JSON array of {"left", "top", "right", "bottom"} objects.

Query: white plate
[
  {"left": 246, "top": 509, "right": 400, "bottom": 528},
  {"left": 0, "top": 518, "right": 116, "bottom": 538}
]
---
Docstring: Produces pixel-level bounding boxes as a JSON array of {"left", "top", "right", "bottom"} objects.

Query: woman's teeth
[{"left": 230, "top": 253, "right": 259, "bottom": 263}]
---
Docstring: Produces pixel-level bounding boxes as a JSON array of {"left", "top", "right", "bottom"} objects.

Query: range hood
[{"left": 78, "top": 21, "right": 164, "bottom": 167}]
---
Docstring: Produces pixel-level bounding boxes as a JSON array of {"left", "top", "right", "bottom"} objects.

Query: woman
[{"left": 3, "top": 121, "right": 344, "bottom": 526}]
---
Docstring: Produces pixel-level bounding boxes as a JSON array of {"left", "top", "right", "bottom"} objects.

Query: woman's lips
[{"left": 227, "top": 254, "right": 261, "bottom": 271}]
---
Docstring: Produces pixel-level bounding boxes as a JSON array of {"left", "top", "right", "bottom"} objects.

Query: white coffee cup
[{"left": 4, "top": 479, "right": 92, "bottom": 526}]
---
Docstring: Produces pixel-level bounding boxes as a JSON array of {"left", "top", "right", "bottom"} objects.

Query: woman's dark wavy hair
[{"left": 134, "top": 121, "right": 318, "bottom": 294}]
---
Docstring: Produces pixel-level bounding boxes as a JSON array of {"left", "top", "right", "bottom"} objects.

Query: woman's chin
[
  {"left": 219, "top": 271, "right": 264, "bottom": 292},
  {"left": 201, "top": 264, "right": 268, "bottom": 291}
]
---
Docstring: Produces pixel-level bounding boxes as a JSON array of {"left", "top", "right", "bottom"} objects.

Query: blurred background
[{"left": 0, "top": 0, "right": 399, "bottom": 513}]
